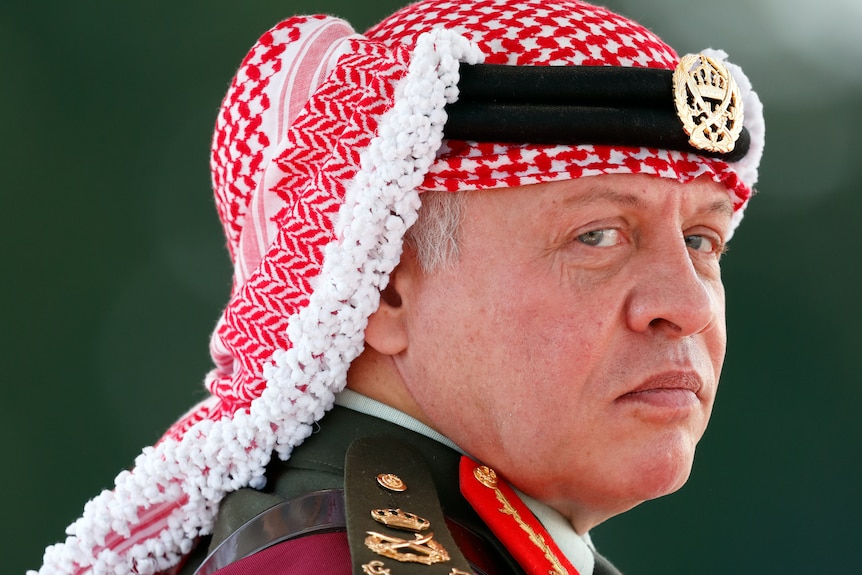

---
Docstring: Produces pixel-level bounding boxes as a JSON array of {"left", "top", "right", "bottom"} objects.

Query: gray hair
[{"left": 404, "top": 190, "right": 468, "bottom": 272}]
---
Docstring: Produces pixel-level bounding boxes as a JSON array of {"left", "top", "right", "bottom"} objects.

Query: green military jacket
[{"left": 180, "top": 406, "right": 622, "bottom": 575}]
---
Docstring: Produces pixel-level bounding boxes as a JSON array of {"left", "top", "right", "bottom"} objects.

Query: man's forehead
[{"left": 503, "top": 174, "right": 734, "bottom": 216}]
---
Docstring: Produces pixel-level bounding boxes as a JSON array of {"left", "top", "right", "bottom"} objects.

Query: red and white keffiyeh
[{"left": 32, "top": 1, "right": 764, "bottom": 574}]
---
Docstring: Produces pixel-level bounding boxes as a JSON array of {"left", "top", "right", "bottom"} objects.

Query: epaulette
[{"left": 344, "top": 435, "right": 474, "bottom": 575}]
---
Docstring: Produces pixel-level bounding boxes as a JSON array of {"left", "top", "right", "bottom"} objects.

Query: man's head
[
  {"left": 36, "top": 1, "right": 763, "bottom": 573},
  {"left": 197, "top": 1, "right": 761, "bottom": 447},
  {"left": 340, "top": 0, "right": 761, "bottom": 530}
]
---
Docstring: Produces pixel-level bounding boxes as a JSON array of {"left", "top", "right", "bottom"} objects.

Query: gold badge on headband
[{"left": 673, "top": 53, "right": 744, "bottom": 154}]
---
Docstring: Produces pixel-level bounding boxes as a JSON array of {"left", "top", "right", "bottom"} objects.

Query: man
[{"left": 31, "top": 0, "right": 764, "bottom": 574}]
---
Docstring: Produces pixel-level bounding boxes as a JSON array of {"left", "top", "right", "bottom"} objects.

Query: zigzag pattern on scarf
[
  {"left": 165, "top": 34, "right": 411, "bottom": 442},
  {"left": 207, "top": 40, "right": 410, "bottom": 421}
]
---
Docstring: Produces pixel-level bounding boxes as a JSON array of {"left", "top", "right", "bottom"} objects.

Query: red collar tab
[{"left": 459, "top": 456, "right": 580, "bottom": 575}]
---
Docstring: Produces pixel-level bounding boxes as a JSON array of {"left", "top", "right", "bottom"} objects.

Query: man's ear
[{"left": 364, "top": 247, "right": 419, "bottom": 356}]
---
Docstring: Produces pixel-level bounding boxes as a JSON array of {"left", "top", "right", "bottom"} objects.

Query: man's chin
[
  {"left": 634, "top": 442, "right": 697, "bottom": 502},
  {"left": 601, "top": 446, "right": 697, "bottom": 518}
]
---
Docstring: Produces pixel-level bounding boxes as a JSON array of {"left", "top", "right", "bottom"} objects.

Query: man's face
[{"left": 393, "top": 173, "right": 732, "bottom": 531}]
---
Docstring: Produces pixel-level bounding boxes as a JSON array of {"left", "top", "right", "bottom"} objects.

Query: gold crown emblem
[
  {"left": 689, "top": 58, "right": 732, "bottom": 100},
  {"left": 371, "top": 508, "right": 431, "bottom": 532},
  {"left": 673, "top": 53, "right": 744, "bottom": 154}
]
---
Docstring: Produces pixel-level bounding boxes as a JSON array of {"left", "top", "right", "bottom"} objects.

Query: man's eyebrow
[
  {"left": 706, "top": 198, "right": 734, "bottom": 218},
  {"left": 556, "top": 187, "right": 647, "bottom": 210}
]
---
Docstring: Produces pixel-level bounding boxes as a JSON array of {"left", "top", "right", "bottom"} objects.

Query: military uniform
[{"left": 179, "top": 406, "right": 622, "bottom": 575}]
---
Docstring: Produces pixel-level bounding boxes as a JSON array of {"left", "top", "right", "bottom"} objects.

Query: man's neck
[{"left": 335, "top": 388, "right": 597, "bottom": 575}]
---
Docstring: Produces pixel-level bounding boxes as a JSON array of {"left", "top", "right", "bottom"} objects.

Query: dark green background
[{"left": 4, "top": 1, "right": 860, "bottom": 573}]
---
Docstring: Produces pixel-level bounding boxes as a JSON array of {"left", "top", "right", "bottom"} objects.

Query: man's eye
[
  {"left": 685, "top": 234, "right": 723, "bottom": 255},
  {"left": 577, "top": 229, "right": 620, "bottom": 247}
]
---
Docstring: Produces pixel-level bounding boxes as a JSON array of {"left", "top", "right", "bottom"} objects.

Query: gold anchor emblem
[{"left": 673, "top": 53, "right": 744, "bottom": 154}]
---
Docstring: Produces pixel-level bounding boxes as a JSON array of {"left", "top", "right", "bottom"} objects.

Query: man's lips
[
  {"left": 625, "top": 371, "right": 703, "bottom": 395},
  {"left": 616, "top": 371, "right": 703, "bottom": 410}
]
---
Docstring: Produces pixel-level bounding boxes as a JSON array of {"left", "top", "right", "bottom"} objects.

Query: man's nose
[{"left": 624, "top": 240, "right": 719, "bottom": 337}]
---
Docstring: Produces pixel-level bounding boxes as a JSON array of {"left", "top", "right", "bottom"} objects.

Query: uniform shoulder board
[{"left": 344, "top": 435, "right": 474, "bottom": 575}]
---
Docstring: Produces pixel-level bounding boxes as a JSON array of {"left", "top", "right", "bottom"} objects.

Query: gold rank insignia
[
  {"left": 364, "top": 530, "right": 451, "bottom": 566},
  {"left": 345, "top": 436, "right": 474, "bottom": 574},
  {"left": 673, "top": 53, "right": 744, "bottom": 154},
  {"left": 366, "top": 507, "right": 449, "bottom": 565},
  {"left": 372, "top": 508, "right": 432, "bottom": 532}
]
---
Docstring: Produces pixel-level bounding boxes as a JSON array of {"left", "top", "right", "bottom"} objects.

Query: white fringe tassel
[{"left": 31, "top": 29, "right": 483, "bottom": 575}]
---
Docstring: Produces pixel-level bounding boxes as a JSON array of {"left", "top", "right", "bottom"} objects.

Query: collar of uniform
[
  {"left": 334, "top": 389, "right": 597, "bottom": 575},
  {"left": 336, "top": 388, "right": 463, "bottom": 453},
  {"left": 517, "top": 490, "right": 596, "bottom": 574}
]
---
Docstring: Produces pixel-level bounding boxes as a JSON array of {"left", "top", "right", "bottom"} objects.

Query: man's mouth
[{"left": 617, "top": 371, "right": 703, "bottom": 411}]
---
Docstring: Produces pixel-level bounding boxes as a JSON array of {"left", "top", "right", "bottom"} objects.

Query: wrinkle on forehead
[{"left": 538, "top": 177, "right": 734, "bottom": 220}]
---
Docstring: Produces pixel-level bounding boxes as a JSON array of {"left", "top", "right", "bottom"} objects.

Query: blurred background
[{"left": 3, "top": 0, "right": 860, "bottom": 573}]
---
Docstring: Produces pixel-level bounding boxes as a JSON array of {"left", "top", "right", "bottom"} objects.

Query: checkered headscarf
[{"left": 32, "top": 1, "right": 763, "bottom": 574}]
